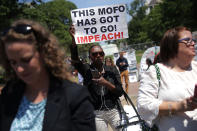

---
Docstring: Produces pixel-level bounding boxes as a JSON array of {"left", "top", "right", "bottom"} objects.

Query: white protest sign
[
  {"left": 139, "top": 46, "right": 160, "bottom": 80},
  {"left": 125, "top": 50, "right": 138, "bottom": 83},
  {"left": 70, "top": 4, "right": 128, "bottom": 44}
]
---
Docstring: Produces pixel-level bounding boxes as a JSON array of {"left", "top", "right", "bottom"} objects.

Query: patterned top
[{"left": 10, "top": 96, "right": 47, "bottom": 131}]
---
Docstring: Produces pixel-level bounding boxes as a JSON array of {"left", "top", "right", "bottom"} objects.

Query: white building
[{"left": 145, "top": 0, "right": 162, "bottom": 14}]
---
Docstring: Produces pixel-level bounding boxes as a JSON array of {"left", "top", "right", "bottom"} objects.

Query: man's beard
[{"left": 93, "top": 59, "right": 103, "bottom": 67}]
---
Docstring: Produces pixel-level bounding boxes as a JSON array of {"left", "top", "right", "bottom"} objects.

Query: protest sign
[
  {"left": 126, "top": 49, "right": 138, "bottom": 82},
  {"left": 139, "top": 46, "right": 160, "bottom": 80},
  {"left": 70, "top": 4, "right": 128, "bottom": 44}
]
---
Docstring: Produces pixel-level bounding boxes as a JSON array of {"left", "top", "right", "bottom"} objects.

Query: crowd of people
[{"left": 0, "top": 18, "right": 197, "bottom": 131}]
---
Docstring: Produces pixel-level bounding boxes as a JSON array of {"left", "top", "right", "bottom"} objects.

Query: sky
[
  {"left": 22, "top": 0, "right": 133, "bottom": 21},
  {"left": 67, "top": 0, "right": 133, "bottom": 22}
]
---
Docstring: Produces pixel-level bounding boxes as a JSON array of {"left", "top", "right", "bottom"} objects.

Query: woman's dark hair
[
  {"left": 0, "top": 19, "right": 71, "bottom": 81},
  {"left": 160, "top": 26, "right": 191, "bottom": 63},
  {"left": 146, "top": 58, "right": 153, "bottom": 70}
]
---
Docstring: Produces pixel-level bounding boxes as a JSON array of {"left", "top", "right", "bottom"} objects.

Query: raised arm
[
  {"left": 69, "top": 25, "right": 88, "bottom": 77},
  {"left": 69, "top": 25, "right": 79, "bottom": 61}
]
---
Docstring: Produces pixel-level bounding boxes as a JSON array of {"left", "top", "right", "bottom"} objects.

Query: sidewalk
[{"left": 120, "top": 82, "right": 139, "bottom": 106}]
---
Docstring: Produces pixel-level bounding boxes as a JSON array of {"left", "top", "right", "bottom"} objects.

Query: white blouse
[{"left": 137, "top": 61, "right": 197, "bottom": 131}]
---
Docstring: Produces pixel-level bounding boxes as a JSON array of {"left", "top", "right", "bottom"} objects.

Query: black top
[
  {"left": 70, "top": 45, "right": 123, "bottom": 110},
  {"left": 116, "top": 57, "right": 129, "bottom": 72},
  {"left": 0, "top": 76, "right": 96, "bottom": 131}
]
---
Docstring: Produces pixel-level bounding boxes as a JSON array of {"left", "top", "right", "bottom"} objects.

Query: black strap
[
  {"left": 116, "top": 91, "right": 144, "bottom": 129},
  {"left": 117, "top": 98, "right": 129, "bottom": 124},
  {"left": 123, "top": 91, "right": 142, "bottom": 121}
]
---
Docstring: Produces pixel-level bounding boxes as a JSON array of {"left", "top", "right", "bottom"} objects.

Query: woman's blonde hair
[
  {"left": 0, "top": 19, "right": 71, "bottom": 81},
  {"left": 105, "top": 57, "right": 115, "bottom": 66}
]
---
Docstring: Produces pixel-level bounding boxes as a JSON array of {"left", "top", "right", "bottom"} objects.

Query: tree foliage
[
  {"left": 128, "top": 0, "right": 148, "bottom": 44},
  {"left": 127, "top": 0, "right": 197, "bottom": 45},
  {"left": 0, "top": 0, "right": 21, "bottom": 30},
  {"left": 0, "top": 0, "right": 77, "bottom": 53}
]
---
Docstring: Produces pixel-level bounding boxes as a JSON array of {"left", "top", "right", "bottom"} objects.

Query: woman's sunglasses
[
  {"left": 178, "top": 37, "right": 196, "bottom": 46},
  {"left": 1, "top": 24, "right": 33, "bottom": 36}
]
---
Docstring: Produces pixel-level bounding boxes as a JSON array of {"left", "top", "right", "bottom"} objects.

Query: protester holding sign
[
  {"left": 69, "top": 25, "right": 123, "bottom": 131},
  {"left": 137, "top": 26, "right": 197, "bottom": 131}
]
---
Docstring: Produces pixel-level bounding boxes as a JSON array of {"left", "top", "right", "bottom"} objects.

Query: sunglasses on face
[
  {"left": 178, "top": 37, "right": 196, "bottom": 46},
  {"left": 91, "top": 51, "right": 105, "bottom": 57},
  {"left": 1, "top": 24, "right": 33, "bottom": 36}
]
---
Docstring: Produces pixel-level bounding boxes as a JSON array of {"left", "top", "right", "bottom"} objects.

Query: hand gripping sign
[{"left": 70, "top": 4, "right": 129, "bottom": 44}]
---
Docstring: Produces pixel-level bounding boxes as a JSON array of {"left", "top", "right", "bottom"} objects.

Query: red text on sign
[{"left": 77, "top": 32, "right": 123, "bottom": 44}]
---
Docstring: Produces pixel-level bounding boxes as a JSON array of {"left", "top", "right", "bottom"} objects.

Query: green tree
[
  {"left": 127, "top": 0, "right": 197, "bottom": 45},
  {"left": 161, "top": 0, "right": 193, "bottom": 29},
  {"left": 39, "top": 0, "right": 76, "bottom": 49},
  {"left": 190, "top": 0, "right": 197, "bottom": 30},
  {"left": 143, "top": 0, "right": 197, "bottom": 42},
  {"left": 142, "top": 5, "right": 164, "bottom": 42},
  {"left": 0, "top": 0, "right": 20, "bottom": 30},
  {"left": 0, "top": 0, "right": 77, "bottom": 52},
  {"left": 0, "top": 0, "right": 46, "bottom": 30},
  {"left": 20, "top": 0, "right": 76, "bottom": 51},
  {"left": 127, "top": 0, "right": 148, "bottom": 44}
]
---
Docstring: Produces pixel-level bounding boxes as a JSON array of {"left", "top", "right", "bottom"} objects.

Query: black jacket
[
  {"left": 70, "top": 45, "right": 123, "bottom": 110},
  {"left": 116, "top": 57, "right": 129, "bottom": 72},
  {"left": 0, "top": 77, "right": 96, "bottom": 131}
]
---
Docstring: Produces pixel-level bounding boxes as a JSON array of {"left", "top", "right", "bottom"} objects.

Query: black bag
[{"left": 116, "top": 91, "right": 158, "bottom": 131}]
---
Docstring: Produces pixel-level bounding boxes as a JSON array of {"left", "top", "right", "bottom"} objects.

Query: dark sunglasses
[
  {"left": 91, "top": 51, "right": 105, "bottom": 57},
  {"left": 1, "top": 24, "right": 33, "bottom": 36}
]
